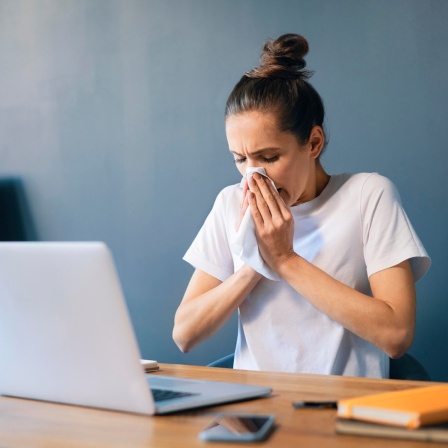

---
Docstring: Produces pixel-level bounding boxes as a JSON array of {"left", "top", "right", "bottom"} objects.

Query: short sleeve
[
  {"left": 183, "top": 189, "right": 235, "bottom": 282},
  {"left": 361, "top": 174, "right": 430, "bottom": 282}
]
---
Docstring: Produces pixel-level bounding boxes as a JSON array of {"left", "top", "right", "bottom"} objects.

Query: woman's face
[{"left": 226, "top": 111, "right": 321, "bottom": 207}]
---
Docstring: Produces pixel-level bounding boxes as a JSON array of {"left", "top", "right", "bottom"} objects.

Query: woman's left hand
[{"left": 247, "top": 173, "right": 296, "bottom": 271}]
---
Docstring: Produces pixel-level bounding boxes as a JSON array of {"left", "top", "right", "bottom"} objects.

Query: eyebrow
[{"left": 230, "top": 148, "right": 281, "bottom": 157}]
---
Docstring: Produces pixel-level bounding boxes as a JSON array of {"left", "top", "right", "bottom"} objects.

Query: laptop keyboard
[{"left": 151, "top": 388, "right": 199, "bottom": 403}]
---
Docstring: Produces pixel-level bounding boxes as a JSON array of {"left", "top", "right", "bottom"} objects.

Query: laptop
[{"left": 0, "top": 242, "right": 271, "bottom": 415}]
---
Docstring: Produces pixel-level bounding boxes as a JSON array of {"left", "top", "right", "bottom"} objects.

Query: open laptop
[{"left": 0, "top": 242, "right": 271, "bottom": 415}]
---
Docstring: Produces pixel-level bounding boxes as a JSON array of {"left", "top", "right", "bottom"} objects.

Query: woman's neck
[{"left": 315, "top": 161, "right": 330, "bottom": 197}]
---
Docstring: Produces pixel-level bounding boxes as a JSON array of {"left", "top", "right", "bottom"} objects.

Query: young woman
[{"left": 173, "top": 34, "right": 430, "bottom": 378}]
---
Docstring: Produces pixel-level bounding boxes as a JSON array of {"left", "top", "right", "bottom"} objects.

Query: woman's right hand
[{"left": 235, "top": 178, "right": 250, "bottom": 231}]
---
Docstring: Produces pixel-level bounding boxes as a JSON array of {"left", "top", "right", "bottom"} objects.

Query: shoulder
[
  {"left": 335, "top": 173, "right": 399, "bottom": 199},
  {"left": 335, "top": 172, "right": 394, "bottom": 188},
  {"left": 359, "top": 173, "right": 401, "bottom": 203},
  {"left": 349, "top": 173, "right": 404, "bottom": 224}
]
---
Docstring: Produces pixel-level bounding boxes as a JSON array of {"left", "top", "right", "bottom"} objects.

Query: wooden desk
[{"left": 0, "top": 363, "right": 439, "bottom": 447}]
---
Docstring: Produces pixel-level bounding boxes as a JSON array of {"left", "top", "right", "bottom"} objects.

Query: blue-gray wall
[{"left": 1, "top": 0, "right": 447, "bottom": 380}]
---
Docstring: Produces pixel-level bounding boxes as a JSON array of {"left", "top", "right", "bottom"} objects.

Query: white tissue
[{"left": 231, "top": 167, "right": 281, "bottom": 281}]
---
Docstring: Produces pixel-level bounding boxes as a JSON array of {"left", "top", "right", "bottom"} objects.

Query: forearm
[
  {"left": 276, "top": 255, "right": 415, "bottom": 358},
  {"left": 173, "top": 265, "right": 262, "bottom": 353}
]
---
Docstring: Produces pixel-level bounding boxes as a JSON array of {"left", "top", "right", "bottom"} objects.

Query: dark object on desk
[
  {"left": 336, "top": 418, "right": 448, "bottom": 443},
  {"left": 0, "top": 177, "right": 37, "bottom": 241},
  {"left": 207, "top": 353, "right": 431, "bottom": 381},
  {"left": 292, "top": 400, "right": 337, "bottom": 409}
]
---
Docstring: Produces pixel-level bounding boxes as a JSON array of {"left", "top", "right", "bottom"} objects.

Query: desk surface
[{"left": 0, "top": 363, "right": 439, "bottom": 447}]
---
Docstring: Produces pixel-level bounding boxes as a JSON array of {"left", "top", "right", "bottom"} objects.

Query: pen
[{"left": 292, "top": 400, "right": 337, "bottom": 409}]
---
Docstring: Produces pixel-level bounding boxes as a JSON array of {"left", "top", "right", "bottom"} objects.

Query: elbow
[
  {"left": 172, "top": 325, "right": 193, "bottom": 354},
  {"left": 174, "top": 341, "right": 192, "bottom": 354},
  {"left": 387, "top": 345, "right": 408, "bottom": 360},
  {"left": 384, "top": 327, "right": 414, "bottom": 360}
]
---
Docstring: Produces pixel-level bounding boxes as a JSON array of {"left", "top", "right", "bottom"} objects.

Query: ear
[{"left": 308, "top": 126, "right": 325, "bottom": 159}]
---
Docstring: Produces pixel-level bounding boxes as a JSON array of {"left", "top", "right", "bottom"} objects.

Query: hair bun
[{"left": 246, "top": 33, "right": 313, "bottom": 79}]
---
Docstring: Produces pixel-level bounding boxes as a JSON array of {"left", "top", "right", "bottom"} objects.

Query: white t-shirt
[{"left": 184, "top": 173, "right": 430, "bottom": 378}]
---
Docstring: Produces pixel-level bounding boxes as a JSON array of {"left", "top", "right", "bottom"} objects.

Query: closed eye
[
  {"left": 263, "top": 156, "right": 279, "bottom": 163},
  {"left": 232, "top": 155, "right": 279, "bottom": 164}
]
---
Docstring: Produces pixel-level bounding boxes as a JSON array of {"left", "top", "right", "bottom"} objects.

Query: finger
[
  {"left": 248, "top": 176, "right": 272, "bottom": 223},
  {"left": 251, "top": 173, "right": 290, "bottom": 221},
  {"left": 251, "top": 173, "right": 283, "bottom": 219},
  {"left": 248, "top": 191, "right": 265, "bottom": 227},
  {"left": 262, "top": 176, "right": 291, "bottom": 221},
  {"left": 241, "top": 178, "right": 249, "bottom": 206},
  {"left": 241, "top": 178, "right": 250, "bottom": 213},
  {"left": 236, "top": 187, "right": 250, "bottom": 231}
]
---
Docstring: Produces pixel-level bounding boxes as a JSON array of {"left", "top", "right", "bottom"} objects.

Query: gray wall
[{"left": 1, "top": 0, "right": 447, "bottom": 380}]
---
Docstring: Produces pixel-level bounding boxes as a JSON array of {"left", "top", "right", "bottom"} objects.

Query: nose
[{"left": 245, "top": 166, "right": 268, "bottom": 179}]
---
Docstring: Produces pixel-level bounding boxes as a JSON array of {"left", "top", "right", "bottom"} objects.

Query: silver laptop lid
[{"left": 0, "top": 242, "right": 155, "bottom": 415}]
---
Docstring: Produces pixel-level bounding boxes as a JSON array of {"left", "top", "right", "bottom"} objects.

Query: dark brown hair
[{"left": 225, "top": 34, "right": 327, "bottom": 151}]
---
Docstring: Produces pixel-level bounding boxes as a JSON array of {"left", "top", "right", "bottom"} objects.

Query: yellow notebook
[{"left": 337, "top": 385, "right": 448, "bottom": 429}]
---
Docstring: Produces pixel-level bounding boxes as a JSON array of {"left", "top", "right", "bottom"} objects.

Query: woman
[{"left": 173, "top": 34, "right": 430, "bottom": 377}]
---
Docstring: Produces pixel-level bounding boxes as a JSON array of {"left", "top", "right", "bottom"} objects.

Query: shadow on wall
[{"left": 0, "top": 177, "right": 38, "bottom": 241}]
